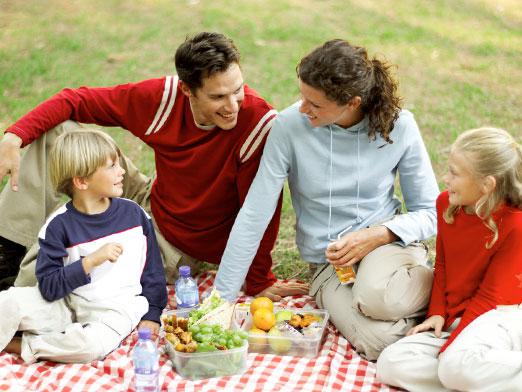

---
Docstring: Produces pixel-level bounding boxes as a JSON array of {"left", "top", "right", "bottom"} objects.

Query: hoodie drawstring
[
  {"left": 327, "top": 126, "right": 333, "bottom": 240},
  {"left": 328, "top": 125, "right": 363, "bottom": 240},
  {"left": 355, "top": 131, "right": 362, "bottom": 224}
]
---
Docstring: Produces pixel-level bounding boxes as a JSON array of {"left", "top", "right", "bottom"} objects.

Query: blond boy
[{"left": 0, "top": 129, "right": 166, "bottom": 363}]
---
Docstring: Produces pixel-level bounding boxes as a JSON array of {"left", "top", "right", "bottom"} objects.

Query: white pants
[
  {"left": 0, "top": 286, "right": 145, "bottom": 363},
  {"left": 377, "top": 306, "right": 522, "bottom": 392}
]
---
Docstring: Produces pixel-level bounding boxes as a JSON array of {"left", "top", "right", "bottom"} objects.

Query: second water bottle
[{"left": 175, "top": 265, "right": 199, "bottom": 309}]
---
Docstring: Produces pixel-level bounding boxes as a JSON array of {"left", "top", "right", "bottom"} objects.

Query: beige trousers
[
  {"left": 0, "top": 122, "right": 199, "bottom": 286},
  {"left": 310, "top": 242, "right": 433, "bottom": 360},
  {"left": 0, "top": 286, "right": 147, "bottom": 363},
  {"left": 377, "top": 306, "right": 522, "bottom": 392}
]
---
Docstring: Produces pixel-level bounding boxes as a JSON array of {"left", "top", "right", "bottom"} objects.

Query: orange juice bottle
[
  {"left": 330, "top": 226, "right": 356, "bottom": 285},
  {"left": 334, "top": 265, "right": 356, "bottom": 285}
]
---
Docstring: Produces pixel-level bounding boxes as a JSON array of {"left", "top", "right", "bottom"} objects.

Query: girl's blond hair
[
  {"left": 444, "top": 127, "right": 522, "bottom": 248},
  {"left": 49, "top": 129, "right": 121, "bottom": 198}
]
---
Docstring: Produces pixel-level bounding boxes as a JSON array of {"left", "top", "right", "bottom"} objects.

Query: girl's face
[{"left": 443, "top": 150, "right": 486, "bottom": 207}]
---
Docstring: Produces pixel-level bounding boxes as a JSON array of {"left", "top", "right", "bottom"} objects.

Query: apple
[
  {"left": 248, "top": 327, "right": 268, "bottom": 351},
  {"left": 275, "top": 309, "right": 293, "bottom": 323},
  {"left": 268, "top": 326, "right": 292, "bottom": 354}
]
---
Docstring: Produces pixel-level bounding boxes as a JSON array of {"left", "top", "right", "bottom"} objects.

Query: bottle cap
[
  {"left": 138, "top": 328, "right": 151, "bottom": 340},
  {"left": 179, "top": 265, "right": 191, "bottom": 277}
]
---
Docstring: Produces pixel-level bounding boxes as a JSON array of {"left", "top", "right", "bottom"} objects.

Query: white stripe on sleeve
[
  {"left": 239, "top": 109, "right": 277, "bottom": 162},
  {"left": 145, "top": 75, "right": 178, "bottom": 135}
]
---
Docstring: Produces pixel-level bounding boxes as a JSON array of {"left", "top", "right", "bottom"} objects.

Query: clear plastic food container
[
  {"left": 164, "top": 340, "right": 248, "bottom": 380},
  {"left": 232, "top": 305, "right": 329, "bottom": 357},
  {"left": 162, "top": 310, "right": 248, "bottom": 380}
]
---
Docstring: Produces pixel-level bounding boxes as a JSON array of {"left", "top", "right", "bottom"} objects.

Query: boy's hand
[
  {"left": 138, "top": 320, "right": 160, "bottom": 340},
  {"left": 407, "top": 315, "right": 445, "bottom": 337},
  {"left": 82, "top": 243, "right": 123, "bottom": 274}
]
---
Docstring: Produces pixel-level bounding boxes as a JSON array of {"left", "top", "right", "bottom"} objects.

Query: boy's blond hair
[
  {"left": 444, "top": 127, "right": 522, "bottom": 248},
  {"left": 49, "top": 129, "right": 121, "bottom": 198}
]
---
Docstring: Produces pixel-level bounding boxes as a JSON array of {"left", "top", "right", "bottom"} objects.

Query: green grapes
[{"left": 190, "top": 323, "right": 248, "bottom": 352}]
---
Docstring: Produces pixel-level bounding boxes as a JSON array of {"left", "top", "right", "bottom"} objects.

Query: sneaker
[{"left": 0, "top": 236, "right": 25, "bottom": 290}]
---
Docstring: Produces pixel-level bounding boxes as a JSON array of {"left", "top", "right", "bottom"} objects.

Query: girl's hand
[{"left": 407, "top": 315, "right": 445, "bottom": 337}]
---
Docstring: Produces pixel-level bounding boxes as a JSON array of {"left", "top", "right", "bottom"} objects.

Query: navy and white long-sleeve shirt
[{"left": 36, "top": 198, "right": 167, "bottom": 323}]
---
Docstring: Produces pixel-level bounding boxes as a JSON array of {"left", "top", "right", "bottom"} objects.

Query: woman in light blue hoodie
[{"left": 215, "top": 39, "right": 439, "bottom": 360}]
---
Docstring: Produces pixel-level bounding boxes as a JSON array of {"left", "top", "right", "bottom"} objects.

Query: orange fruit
[
  {"left": 250, "top": 296, "right": 274, "bottom": 315},
  {"left": 253, "top": 308, "right": 276, "bottom": 331}
]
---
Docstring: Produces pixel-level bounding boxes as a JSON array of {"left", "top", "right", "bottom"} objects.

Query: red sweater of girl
[{"left": 428, "top": 191, "right": 522, "bottom": 352}]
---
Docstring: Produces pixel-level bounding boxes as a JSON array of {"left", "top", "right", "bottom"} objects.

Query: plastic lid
[
  {"left": 138, "top": 328, "right": 151, "bottom": 340},
  {"left": 179, "top": 265, "right": 191, "bottom": 277}
]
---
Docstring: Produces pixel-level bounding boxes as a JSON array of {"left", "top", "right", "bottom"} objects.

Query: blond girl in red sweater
[{"left": 377, "top": 127, "right": 522, "bottom": 392}]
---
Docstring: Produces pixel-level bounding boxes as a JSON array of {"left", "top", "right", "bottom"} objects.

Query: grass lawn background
[{"left": 1, "top": 0, "right": 521, "bottom": 280}]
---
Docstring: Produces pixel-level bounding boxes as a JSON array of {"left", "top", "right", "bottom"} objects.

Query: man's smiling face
[{"left": 181, "top": 62, "right": 245, "bottom": 130}]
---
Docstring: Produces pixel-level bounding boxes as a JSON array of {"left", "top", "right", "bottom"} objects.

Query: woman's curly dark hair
[{"left": 297, "top": 39, "right": 402, "bottom": 143}]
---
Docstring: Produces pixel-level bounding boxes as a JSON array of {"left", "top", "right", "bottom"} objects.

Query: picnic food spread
[{"left": 161, "top": 291, "right": 329, "bottom": 379}]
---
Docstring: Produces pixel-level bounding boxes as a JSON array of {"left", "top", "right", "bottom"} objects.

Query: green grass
[{"left": 1, "top": 0, "right": 521, "bottom": 281}]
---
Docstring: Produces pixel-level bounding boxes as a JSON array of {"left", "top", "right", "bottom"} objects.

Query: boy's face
[
  {"left": 180, "top": 62, "right": 245, "bottom": 130},
  {"left": 85, "top": 156, "right": 125, "bottom": 199}
]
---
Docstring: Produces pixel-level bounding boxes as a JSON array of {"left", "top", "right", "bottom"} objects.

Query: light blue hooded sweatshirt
[{"left": 215, "top": 102, "right": 439, "bottom": 301}]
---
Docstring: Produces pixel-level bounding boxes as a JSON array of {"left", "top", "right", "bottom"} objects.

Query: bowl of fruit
[{"left": 232, "top": 297, "right": 329, "bottom": 357}]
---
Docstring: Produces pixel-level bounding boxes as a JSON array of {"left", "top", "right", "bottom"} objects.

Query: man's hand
[
  {"left": 82, "top": 243, "right": 123, "bottom": 274},
  {"left": 0, "top": 133, "right": 23, "bottom": 191},
  {"left": 325, "top": 226, "right": 397, "bottom": 268},
  {"left": 255, "top": 279, "right": 309, "bottom": 302},
  {"left": 138, "top": 320, "right": 160, "bottom": 341},
  {"left": 407, "top": 315, "right": 445, "bottom": 337}
]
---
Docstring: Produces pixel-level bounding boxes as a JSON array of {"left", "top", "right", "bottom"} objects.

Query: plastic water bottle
[
  {"left": 133, "top": 328, "right": 159, "bottom": 392},
  {"left": 175, "top": 265, "right": 199, "bottom": 309}
]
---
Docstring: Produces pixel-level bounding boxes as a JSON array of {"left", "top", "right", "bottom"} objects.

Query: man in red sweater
[{"left": 0, "top": 32, "right": 308, "bottom": 299}]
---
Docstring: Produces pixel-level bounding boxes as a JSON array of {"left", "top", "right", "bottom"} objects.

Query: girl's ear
[
  {"left": 482, "top": 175, "right": 496, "bottom": 194},
  {"left": 72, "top": 176, "right": 89, "bottom": 191}
]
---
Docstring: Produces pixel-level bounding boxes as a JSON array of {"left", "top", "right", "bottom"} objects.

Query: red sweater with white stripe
[
  {"left": 428, "top": 191, "right": 522, "bottom": 352},
  {"left": 6, "top": 76, "right": 281, "bottom": 295}
]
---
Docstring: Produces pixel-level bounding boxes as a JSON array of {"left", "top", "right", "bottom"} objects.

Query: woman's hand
[
  {"left": 325, "top": 225, "right": 397, "bottom": 268},
  {"left": 407, "top": 315, "right": 445, "bottom": 337}
]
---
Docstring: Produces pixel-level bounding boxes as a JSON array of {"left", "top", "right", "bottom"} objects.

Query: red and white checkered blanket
[{"left": 0, "top": 272, "right": 398, "bottom": 391}]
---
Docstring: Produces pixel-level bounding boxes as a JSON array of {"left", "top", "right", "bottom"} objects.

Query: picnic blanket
[{"left": 0, "top": 271, "right": 398, "bottom": 391}]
